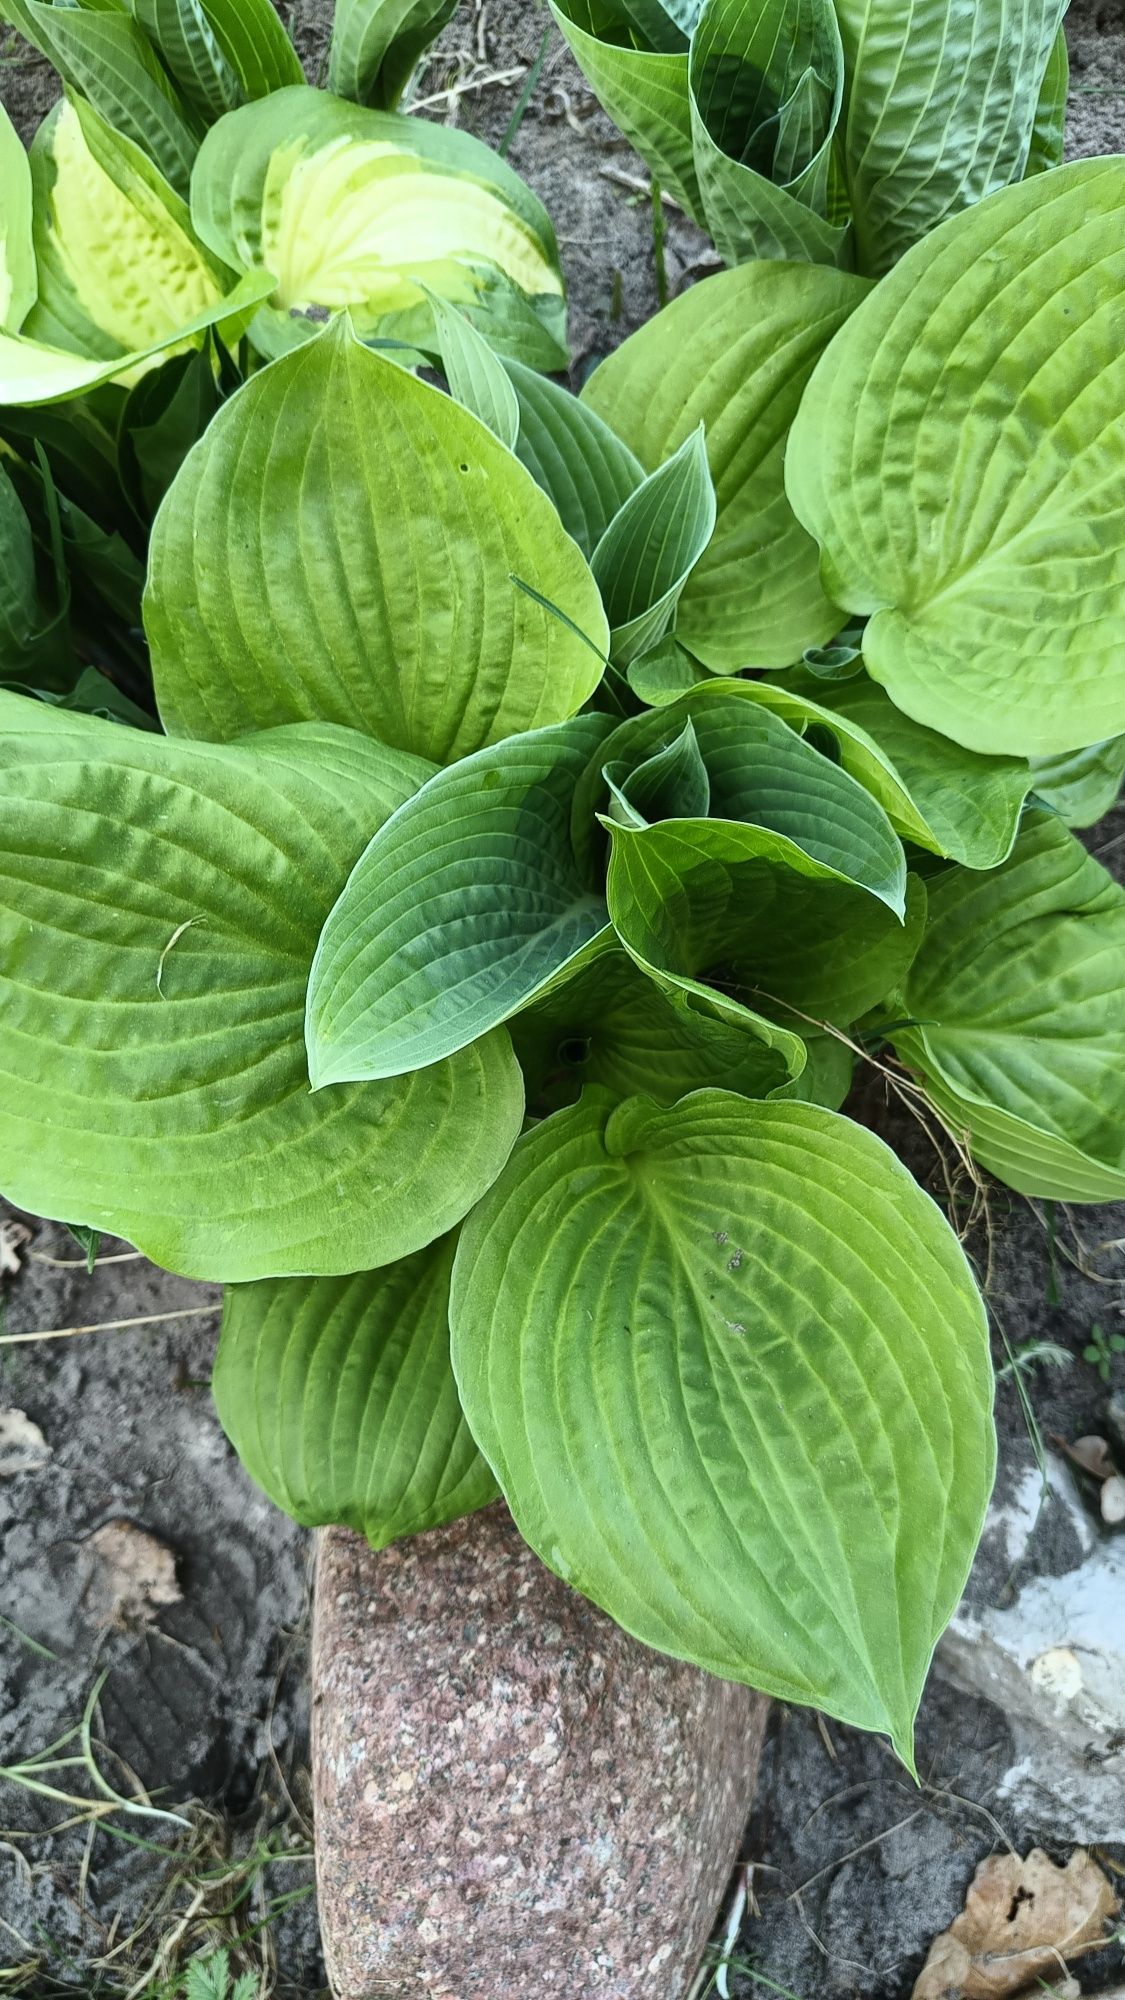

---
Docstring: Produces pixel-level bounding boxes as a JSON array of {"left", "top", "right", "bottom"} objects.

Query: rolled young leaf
[
  {"left": 189, "top": 85, "right": 567, "bottom": 366},
  {"left": 214, "top": 1238, "right": 498, "bottom": 1548},
  {"left": 450, "top": 1088, "right": 995, "bottom": 1765},
  {"left": 307, "top": 715, "right": 615, "bottom": 1085},
  {"left": 549, "top": 2, "right": 704, "bottom": 222},
  {"left": 132, "top": 0, "right": 303, "bottom": 120},
  {"left": 501, "top": 356, "right": 645, "bottom": 559},
  {"left": 590, "top": 425, "right": 717, "bottom": 665},
  {"left": 834, "top": 0, "right": 1067, "bottom": 276},
  {"left": 891, "top": 814, "right": 1125, "bottom": 1204},
  {"left": 582, "top": 261, "right": 868, "bottom": 669},
  {"left": 426, "top": 289, "right": 520, "bottom": 452},
  {"left": 328, "top": 0, "right": 458, "bottom": 110},
  {"left": 146, "top": 317, "right": 609, "bottom": 761},
  {"left": 787, "top": 161, "right": 1125, "bottom": 759},
  {"left": 0, "top": 102, "right": 36, "bottom": 333},
  {"left": 0, "top": 694, "right": 524, "bottom": 1279},
  {"left": 1026, "top": 25, "right": 1069, "bottom": 177}
]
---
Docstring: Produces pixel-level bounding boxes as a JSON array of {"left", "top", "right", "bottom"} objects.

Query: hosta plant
[
  {"left": 1, "top": 28, "right": 1124, "bottom": 1771},
  {"left": 551, "top": 0, "right": 1069, "bottom": 273}
]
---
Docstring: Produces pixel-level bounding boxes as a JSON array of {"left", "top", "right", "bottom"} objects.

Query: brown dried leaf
[
  {"left": 84, "top": 1519, "right": 182, "bottom": 1629},
  {"left": 1054, "top": 1433, "right": 1116, "bottom": 1482},
  {"left": 912, "top": 1849, "right": 1120, "bottom": 2000}
]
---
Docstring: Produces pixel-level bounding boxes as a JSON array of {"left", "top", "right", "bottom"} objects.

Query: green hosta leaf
[
  {"left": 427, "top": 290, "right": 520, "bottom": 452},
  {"left": 24, "top": 97, "right": 228, "bottom": 374},
  {"left": 0, "top": 265, "right": 271, "bottom": 406},
  {"left": 451, "top": 1088, "right": 994, "bottom": 1762},
  {"left": 328, "top": 0, "right": 458, "bottom": 110},
  {"left": 132, "top": 0, "right": 241, "bottom": 124},
  {"left": 0, "top": 694, "right": 524, "bottom": 1279},
  {"left": 0, "top": 465, "right": 46, "bottom": 672},
  {"left": 1, "top": 0, "right": 200, "bottom": 196},
  {"left": 549, "top": 4, "right": 704, "bottom": 221},
  {"left": 1031, "top": 738, "right": 1125, "bottom": 829},
  {"left": 501, "top": 356, "right": 644, "bottom": 560},
  {"left": 511, "top": 936, "right": 803, "bottom": 1111},
  {"left": 146, "top": 319, "right": 608, "bottom": 761},
  {"left": 787, "top": 161, "right": 1125, "bottom": 760},
  {"left": 585, "top": 685, "right": 909, "bottom": 916},
  {"left": 190, "top": 86, "right": 567, "bottom": 367},
  {"left": 213, "top": 1240, "right": 498, "bottom": 1547},
  {"left": 625, "top": 635, "right": 713, "bottom": 704},
  {"left": 582, "top": 262, "right": 868, "bottom": 669},
  {"left": 184, "top": 0, "right": 304, "bottom": 99},
  {"left": 687, "top": 0, "right": 850, "bottom": 266},
  {"left": 608, "top": 815, "right": 922, "bottom": 1034},
  {"left": 891, "top": 814, "right": 1125, "bottom": 1204},
  {"left": 307, "top": 716, "right": 614, "bottom": 1086},
  {"left": 118, "top": 342, "right": 223, "bottom": 519},
  {"left": 0, "top": 103, "right": 35, "bottom": 334},
  {"left": 835, "top": 0, "right": 1067, "bottom": 276},
  {"left": 605, "top": 718, "right": 712, "bottom": 826},
  {"left": 770, "top": 672, "right": 1035, "bottom": 870},
  {"left": 1027, "top": 26, "right": 1069, "bottom": 177},
  {"left": 591, "top": 426, "right": 716, "bottom": 666}
]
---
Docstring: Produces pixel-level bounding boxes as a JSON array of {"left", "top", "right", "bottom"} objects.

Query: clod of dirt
[
  {"left": 83, "top": 1519, "right": 183, "bottom": 1628},
  {"left": 1103, "top": 1474, "right": 1125, "bottom": 1526},
  {"left": 0, "top": 1407, "right": 51, "bottom": 1475},
  {"left": 912, "top": 1848, "right": 1120, "bottom": 1999},
  {"left": 0, "top": 1218, "right": 31, "bottom": 1275}
]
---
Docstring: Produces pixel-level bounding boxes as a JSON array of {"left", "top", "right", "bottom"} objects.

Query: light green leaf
[
  {"left": 892, "top": 813, "right": 1125, "bottom": 1204},
  {"left": 501, "top": 355, "right": 645, "bottom": 560},
  {"left": 1027, "top": 25, "right": 1069, "bottom": 177},
  {"left": 1031, "top": 738, "right": 1125, "bottom": 829},
  {"left": 427, "top": 290, "right": 520, "bottom": 451},
  {"left": 131, "top": 0, "right": 242, "bottom": 123},
  {"left": 586, "top": 685, "right": 909, "bottom": 915},
  {"left": 213, "top": 1239, "right": 498, "bottom": 1547},
  {"left": 0, "top": 264, "right": 271, "bottom": 405},
  {"left": 24, "top": 95, "right": 231, "bottom": 375},
  {"left": 0, "top": 103, "right": 36, "bottom": 334},
  {"left": 146, "top": 319, "right": 608, "bottom": 761},
  {"left": 583, "top": 261, "right": 868, "bottom": 669},
  {"left": 307, "top": 715, "right": 614, "bottom": 1086},
  {"left": 835, "top": 0, "right": 1067, "bottom": 275},
  {"left": 0, "top": 694, "right": 524, "bottom": 1280},
  {"left": 626, "top": 635, "right": 713, "bottom": 705},
  {"left": 450, "top": 1088, "right": 994, "bottom": 1762},
  {"left": 591, "top": 425, "right": 716, "bottom": 665},
  {"left": 510, "top": 935, "right": 804, "bottom": 1111},
  {"left": 549, "top": 3, "right": 704, "bottom": 221},
  {"left": 688, "top": 0, "right": 850, "bottom": 267},
  {"left": 190, "top": 86, "right": 567, "bottom": 366},
  {"left": 328, "top": 0, "right": 458, "bottom": 110},
  {"left": 787, "top": 161, "right": 1125, "bottom": 759},
  {"left": 1, "top": 0, "right": 200, "bottom": 195}
]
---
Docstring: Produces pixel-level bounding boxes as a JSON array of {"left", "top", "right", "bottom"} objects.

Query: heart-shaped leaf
[
  {"left": 450, "top": 1088, "right": 995, "bottom": 1765},
  {"left": 307, "top": 715, "right": 614, "bottom": 1085},
  {"left": 891, "top": 813, "right": 1125, "bottom": 1203},
  {"left": 146, "top": 318, "right": 608, "bottom": 761},
  {"left": 582, "top": 261, "right": 868, "bottom": 669},
  {"left": 0, "top": 693, "right": 523, "bottom": 1279},
  {"left": 787, "top": 161, "right": 1125, "bottom": 758},
  {"left": 214, "top": 1237, "right": 498, "bottom": 1547}
]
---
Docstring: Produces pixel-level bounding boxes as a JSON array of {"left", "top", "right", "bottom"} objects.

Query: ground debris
[
  {"left": 912, "top": 1848, "right": 1120, "bottom": 1999},
  {"left": 0, "top": 1406, "right": 51, "bottom": 1475},
  {"left": 84, "top": 1517, "right": 183, "bottom": 1627},
  {"left": 0, "top": 1217, "right": 31, "bottom": 1275}
]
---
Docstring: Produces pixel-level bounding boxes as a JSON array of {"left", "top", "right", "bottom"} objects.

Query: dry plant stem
[{"left": 0, "top": 1305, "right": 220, "bottom": 1345}]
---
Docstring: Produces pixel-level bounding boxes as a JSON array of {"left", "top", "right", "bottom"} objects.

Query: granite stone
[{"left": 313, "top": 1507, "right": 767, "bottom": 2000}]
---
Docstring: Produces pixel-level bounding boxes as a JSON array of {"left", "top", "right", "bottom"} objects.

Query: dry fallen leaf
[
  {"left": 84, "top": 1519, "right": 182, "bottom": 1628},
  {"left": 912, "top": 1848, "right": 1120, "bottom": 2000},
  {"left": 0, "top": 1408, "right": 52, "bottom": 1476},
  {"left": 1053, "top": 1433, "right": 1116, "bottom": 1483},
  {"left": 0, "top": 1220, "right": 31, "bottom": 1277}
]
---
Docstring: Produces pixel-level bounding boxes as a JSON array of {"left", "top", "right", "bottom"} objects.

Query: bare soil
[{"left": 1, "top": 3, "right": 1124, "bottom": 1994}]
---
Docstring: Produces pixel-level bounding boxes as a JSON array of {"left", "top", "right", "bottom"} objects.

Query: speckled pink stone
[{"left": 313, "top": 1506, "right": 767, "bottom": 2000}]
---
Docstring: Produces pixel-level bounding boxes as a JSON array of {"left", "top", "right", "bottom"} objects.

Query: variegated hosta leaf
[
  {"left": 892, "top": 814, "right": 1125, "bottom": 1204},
  {"left": 590, "top": 426, "right": 716, "bottom": 666},
  {"left": 190, "top": 85, "right": 567, "bottom": 367},
  {"left": 0, "top": 693, "right": 524, "bottom": 1279},
  {"left": 835, "top": 0, "right": 1067, "bottom": 276},
  {"left": 214, "top": 1241, "right": 498, "bottom": 1548},
  {"left": 22, "top": 96, "right": 231, "bottom": 379},
  {"left": 0, "top": 0, "right": 200, "bottom": 196},
  {"left": 328, "top": 0, "right": 459, "bottom": 111},
  {"left": 0, "top": 103, "right": 35, "bottom": 333},
  {"left": 306, "top": 716, "right": 615, "bottom": 1086},
  {"left": 787, "top": 162, "right": 1125, "bottom": 759},
  {"left": 146, "top": 319, "right": 608, "bottom": 761},
  {"left": 582, "top": 261, "right": 868, "bottom": 669},
  {"left": 451, "top": 1088, "right": 995, "bottom": 1766},
  {"left": 510, "top": 936, "right": 806, "bottom": 1111}
]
